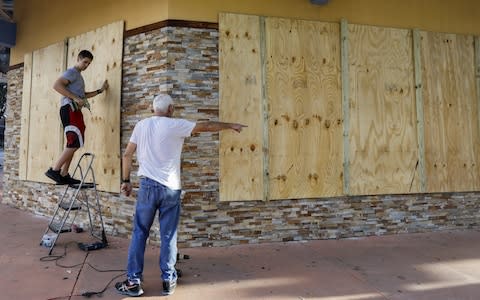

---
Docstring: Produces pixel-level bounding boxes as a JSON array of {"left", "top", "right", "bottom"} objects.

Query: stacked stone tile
[{"left": 3, "top": 25, "right": 480, "bottom": 248}]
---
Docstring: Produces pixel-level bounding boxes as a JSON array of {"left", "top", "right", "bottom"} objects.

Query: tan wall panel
[
  {"left": 12, "top": 0, "right": 480, "bottom": 65},
  {"left": 266, "top": 17, "right": 342, "bottom": 199},
  {"left": 12, "top": 0, "right": 168, "bottom": 65},
  {"left": 18, "top": 53, "right": 33, "bottom": 180},
  {"left": 421, "top": 32, "right": 480, "bottom": 192},
  {"left": 26, "top": 42, "right": 66, "bottom": 183},
  {"left": 67, "top": 21, "right": 124, "bottom": 193},
  {"left": 348, "top": 24, "right": 419, "bottom": 195},
  {"left": 219, "top": 13, "right": 264, "bottom": 201}
]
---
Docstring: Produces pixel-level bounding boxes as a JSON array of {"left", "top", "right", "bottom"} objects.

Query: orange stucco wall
[{"left": 10, "top": 0, "right": 480, "bottom": 65}]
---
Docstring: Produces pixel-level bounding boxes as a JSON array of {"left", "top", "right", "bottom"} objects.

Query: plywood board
[
  {"left": 266, "top": 17, "right": 343, "bottom": 199},
  {"left": 413, "top": 29, "right": 427, "bottom": 192},
  {"left": 348, "top": 24, "right": 419, "bottom": 195},
  {"left": 26, "top": 42, "right": 67, "bottom": 183},
  {"left": 19, "top": 52, "right": 33, "bottom": 181},
  {"left": 219, "top": 13, "right": 264, "bottom": 201},
  {"left": 476, "top": 36, "right": 480, "bottom": 154},
  {"left": 341, "top": 19, "right": 351, "bottom": 195},
  {"left": 67, "top": 21, "right": 124, "bottom": 193},
  {"left": 420, "top": 31, "right": 480, "bottom": 192}
]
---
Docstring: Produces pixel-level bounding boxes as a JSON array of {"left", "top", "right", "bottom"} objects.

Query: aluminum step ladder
[{"left": 40, "top": 153, "right": 108, "bottom": 255}]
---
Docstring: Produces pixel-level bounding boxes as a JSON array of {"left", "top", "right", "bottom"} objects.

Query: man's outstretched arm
[{"left": 191, "top": 121, "right": 247, "bottom": 135}]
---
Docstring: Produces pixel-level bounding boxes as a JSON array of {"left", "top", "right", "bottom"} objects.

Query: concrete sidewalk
[{"left": 2, "top": 203, "right": 480, "bottom": 300}]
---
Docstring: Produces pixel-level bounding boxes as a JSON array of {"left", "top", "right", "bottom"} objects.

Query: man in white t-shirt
[{"left": 115, "top": 94, "right": 246, "bottom": 297}]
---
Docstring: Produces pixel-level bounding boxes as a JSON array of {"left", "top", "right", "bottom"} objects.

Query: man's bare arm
[
  {"left": 53, "top": 77, "right": 84, "bottom": 105},
  {"left": 85, "top": 80, "right": 109, "bottom": 99},
  {"left": 191, "top": 121, "right": 247, "bottom": 135},
  {"left": 121, "top": 142, "right": 137, "bottom": 196}
]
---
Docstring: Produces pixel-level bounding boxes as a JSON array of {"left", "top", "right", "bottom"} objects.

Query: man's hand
[
  {"left": 230, "top": 123, "right": 247, "bottom": 133},
  {"left": 74, "top": 97, "right": 85, "bottom": 107},
  {"left": 101, "top": 80, "right": 109, "bottom": 92},
  {"left": 121, "top": 182, "right": 132, "bottom": 196}
]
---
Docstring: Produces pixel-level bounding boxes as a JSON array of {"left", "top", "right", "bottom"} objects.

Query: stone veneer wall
[{"left": 4, "top": 25, "right": 480, "bottom": 248}]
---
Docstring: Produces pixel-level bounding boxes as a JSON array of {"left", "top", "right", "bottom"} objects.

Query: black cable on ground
[
  {"left": 70, "top": 247, "right": 90, "bottom": 298},
  {"left": 41, "top": 242, "right": 126, "bottom": 299},
  {"left": 46, "top": 271, "right": 126, "bottom": 300},
  {"left": 39, "top": 241, "right": 77, "bottom": 262},
  {"left": 78, "top": 272, "right": 126, "bottom": 298}
]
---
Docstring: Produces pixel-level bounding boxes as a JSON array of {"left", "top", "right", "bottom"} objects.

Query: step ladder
[{"left": 40, "top": 152, "right": 108, "bottom": 255}]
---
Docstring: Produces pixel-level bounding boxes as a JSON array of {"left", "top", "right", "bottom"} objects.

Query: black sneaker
[
  {"left": 45, "top": 168, "right": 65, "bottom": 184},
  {"left": 115, "top": 279, "right": 144, "bottom": 297},
  {"left": 62, "top": 174, "right": 81, "bottom": 185},
  {"left": 162, "top": 281, "right": 176, "bottom": 296}
]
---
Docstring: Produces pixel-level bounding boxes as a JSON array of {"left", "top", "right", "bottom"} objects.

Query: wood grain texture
[
  {"left": 219, "top": 13, "right": 264, "bottom": 201},
  {"left": 348, "top": 24, "right": 419, "bottom": 195},
  {"left": 413, "top": 29, "right": 426, "bottom": 192},
  {"left": 19, "top": 52, "right": 33, "bottom": 180},
  {"left": 67, "top": 21, "right": 124, "bottom": 193},
  {"left": 341, "top": 19, "right": 351, "bottom": 195},
  {"left": 266, "top": 17, "right": 342, "bottom": 200},
  {"left": 421, "top": 31, "right": 480, "bottom": 192},
  {"left": 476, "top": 36, "right": 480, "bottom": 168},
  {"left": 20, "top": 42, "right": 66, "bottom": 183}
]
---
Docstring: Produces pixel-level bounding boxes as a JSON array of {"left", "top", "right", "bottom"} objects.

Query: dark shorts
[{"left": 60, "top": 104, "right": 85, "bottom": 148}]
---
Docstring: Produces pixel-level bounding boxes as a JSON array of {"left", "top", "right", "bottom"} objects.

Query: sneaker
[
  {"left": 115, "top": 279, "right": 144, "bottom": 297},
  {"left": 62, "top": 174, "right": 81, "bottom": 185},
  {"left": 45, "top": 168, "right": 65, "bottom": 184},
  {"left": 162, "top": 281, "right": 176, "bottom": 296}
]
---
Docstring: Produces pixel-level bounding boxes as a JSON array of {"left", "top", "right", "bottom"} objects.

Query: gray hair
[{"left": 153, "top": 94, "right": 173, "bottom": 113}]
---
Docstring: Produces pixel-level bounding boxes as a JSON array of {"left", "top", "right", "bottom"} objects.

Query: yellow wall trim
[{"left": 11, "top": 0, "right": 480, "bottom": 65}]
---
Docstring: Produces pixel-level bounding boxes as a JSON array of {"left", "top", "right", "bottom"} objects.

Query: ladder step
[
  {"left": 59, "top": 202, "right": 81, "bottom": 210},
  {"left": 69, "top": 182, "right": 96, "bottom": 189},
  {"left": 49, "top": 222, "right": 72, "bottom": 233}
]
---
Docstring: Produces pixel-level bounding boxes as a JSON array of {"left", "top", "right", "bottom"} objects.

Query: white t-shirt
[{"left": 130, "top": 116, "right": 196, "bottom": 190}]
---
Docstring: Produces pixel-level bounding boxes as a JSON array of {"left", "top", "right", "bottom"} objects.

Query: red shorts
[{"left": 60, "top": 104, "right": 85, "bottom": 148}]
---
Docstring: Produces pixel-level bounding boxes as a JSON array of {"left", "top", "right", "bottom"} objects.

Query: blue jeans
[{"left": 126, "top": 177, "right": 181, "bottom": 284}]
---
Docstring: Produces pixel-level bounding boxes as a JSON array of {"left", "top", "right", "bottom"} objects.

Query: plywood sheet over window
[
  {"left": 348, "top": 24, "right": 419, "bottom": 195},
  {"left": 220, "top": 13, "right": 480, "bottom": 200},
  {"left": 266, "top": 18, "right": 343, "bottom": 199},
  {"left": 67, "top": 20, "right": 124, "bottom": 193},
  {"left": 219, "top": 13, "right": 342, "bottom": 201},
  {"left": 19, "top": 41, "right": 66, "bottom": 183},
  {"left": 420, "top": 32, "right": 480, "bottom": 192},
  {"left": 219, "top": 13, "right": 264, "bottom": 201}
]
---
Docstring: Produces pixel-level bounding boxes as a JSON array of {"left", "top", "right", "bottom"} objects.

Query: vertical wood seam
[
  {"left": 19, "top": 53, "right": 33, "bottom": 180},
  {"left": 260, "top": 16, "right": 270, "bottom": 201},
  {"left": 475, "top": 36, "right": 480, "bottom": 145},
  {"left": 413, "top": 29, "right": 426, "bottom": 192},
  {"left": 340, "top": 19, "right": 350, "bottom": 195},
  {"left": 60, "top": 39, "right": 68, "bottom": 154}
]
